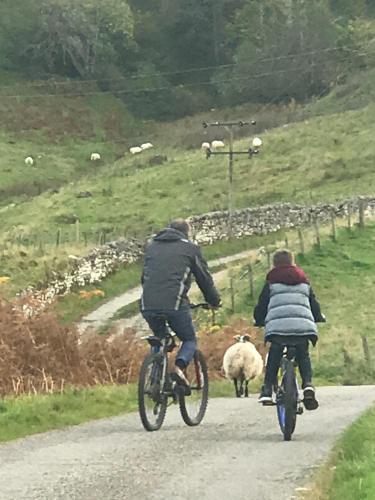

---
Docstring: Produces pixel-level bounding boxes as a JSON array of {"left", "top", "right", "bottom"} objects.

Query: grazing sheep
[
  {"left": 211, "top": 140, "right": 225, "bottom": 149},
  {"left": 223, "top": 334, "right": 263, "bottom": 397},
  {"left": 90, "top": 153, "right": 101, "bottom": 161},
  {"left": 24, "top": 156, "right": 35, "bottom": 166},
  {"left": 140, "top": 142, "right": 154, "bottom": 151},
  {"left": 201, "top": 142, "right": 211, "bottom": 150},
  {"left": 129, "top": 146, "right": 143, "bottom": 155}
]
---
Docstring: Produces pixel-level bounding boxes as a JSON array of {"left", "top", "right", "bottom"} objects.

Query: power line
[
  {"left": 0, "top": 51, "right": 367, "bottom": 101},
  {"left": 12, "top": 58, "right": 339, "bottom": 147},
  {"left": 0, "top": 43, "right": 367, "bottom": 92}
]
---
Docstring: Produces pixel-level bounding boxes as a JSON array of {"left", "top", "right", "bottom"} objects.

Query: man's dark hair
[{"left": 169, "top": 218, "right": 190, "bottom": 238}]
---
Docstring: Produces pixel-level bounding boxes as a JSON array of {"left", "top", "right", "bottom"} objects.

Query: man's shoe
[
  {"left": 303, "top": 385, "right": 319, "bottom": 411},
  {"left": 173, "top": 366, "right": 190, "bottom": 387},
  {"left": 258, "top": 385, "right": 273, "bottom": 405}
]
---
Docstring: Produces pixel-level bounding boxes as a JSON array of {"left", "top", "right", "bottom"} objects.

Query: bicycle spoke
[
  {"left": 138, "top": 354, "right": 168, "bottom": 431},
  {"left": 179, "top": 351, "right": 209, "bottom": 426}
]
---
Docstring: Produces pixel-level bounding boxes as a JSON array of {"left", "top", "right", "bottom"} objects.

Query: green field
[
  {"left": 215, "top": 223, "right": 375, "bottom": 386},
  {"left": 0, "top": 69, "right": 375, "bottom": 297}
]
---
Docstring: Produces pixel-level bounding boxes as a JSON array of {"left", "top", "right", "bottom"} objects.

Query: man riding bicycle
[{"left": 140, "top": 219, "right": 221, "bottom": 387}]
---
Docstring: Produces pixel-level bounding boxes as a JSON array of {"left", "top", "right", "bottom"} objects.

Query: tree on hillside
[
  {"left": 0, "top": 1, "right": 41, "bottom": 74},
  {"left": 329, "top": 0, "right": 367, "bottom": 20},
  {"left": 215, "top": 0, "right": 346, "bottom": 104},
  {"left": 33, "top": 0, "right": 135, "bottom": 77}
]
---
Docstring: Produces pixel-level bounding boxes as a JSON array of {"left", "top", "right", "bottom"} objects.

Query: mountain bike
[
  {"left": 138, "top": 303, "right": 210, "bottom": 432},
  {"left": 274, "top": 344, "right": 304, "bottom": 441}
]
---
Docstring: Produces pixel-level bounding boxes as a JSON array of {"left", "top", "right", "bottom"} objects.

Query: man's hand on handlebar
[{"left": 190, "top": 302, "right": 222, "bottom": 310}]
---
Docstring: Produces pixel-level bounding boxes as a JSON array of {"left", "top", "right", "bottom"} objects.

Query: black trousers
[{"left": 264, "top": 338, "right": 313, "bottom": 388}]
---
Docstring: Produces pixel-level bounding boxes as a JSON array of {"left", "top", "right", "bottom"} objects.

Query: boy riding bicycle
[{"left": 253, "top": 249, "right": 325, "bottom": 410}]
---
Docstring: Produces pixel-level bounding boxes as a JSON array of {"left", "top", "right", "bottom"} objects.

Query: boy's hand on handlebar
[{"left": 253, "top": 319, "right": 264, "bottom": 327}]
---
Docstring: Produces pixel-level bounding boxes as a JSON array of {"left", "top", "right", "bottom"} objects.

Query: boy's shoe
[
  {"left": 258, "top": 384, "right": 273, "bottom": 405},
  {"left": 303, "top": 385, "right": 319, "bottom": 411}
]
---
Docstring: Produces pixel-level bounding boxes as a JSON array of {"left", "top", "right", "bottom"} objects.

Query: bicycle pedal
[{"left": 262, "top": 400, "right": 275, "bottom": 406}]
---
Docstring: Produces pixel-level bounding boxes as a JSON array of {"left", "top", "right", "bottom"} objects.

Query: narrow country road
[
  {"left": 77, "top": 248, "right": 262, "bottom": 334},
  {"left": 1, "top": 386, "right": 374, "bottom": 500}
]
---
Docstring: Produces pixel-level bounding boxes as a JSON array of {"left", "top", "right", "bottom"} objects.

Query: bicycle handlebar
[{"left": 190, "top": 303, "right": 220, "bottom": 310}]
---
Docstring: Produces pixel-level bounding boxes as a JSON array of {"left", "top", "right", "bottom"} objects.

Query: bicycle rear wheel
[
  {"left": 138, "top": 353, "right": 168, "bottom": 431},
  {"left": 276, "top": 361, "right": 297, "bottom": 441},
  {"left": 179, "top": 350, "right": 209, "bottom": 426}
]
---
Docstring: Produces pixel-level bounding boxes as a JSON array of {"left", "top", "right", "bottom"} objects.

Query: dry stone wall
[
  {"left": 190, "top": 196, "right": 375, "bottom": 244},
  {"left": 19, "top": 196, "right": 375, "bottom": 315}
]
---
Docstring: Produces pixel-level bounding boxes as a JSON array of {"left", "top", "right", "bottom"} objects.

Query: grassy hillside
[
  {"left": 3, "top": 100, "right": 375, "bottom": 242},
  {"left": 216, "top": 223, "right": 375, "bottom": 386},
  {"left": 0, "top": 68, "right": 374, "bottom": 297}
]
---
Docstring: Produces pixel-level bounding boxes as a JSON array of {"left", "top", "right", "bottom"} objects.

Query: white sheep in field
[
  {"left": 223, "top": 334, "right": 263, "bottom": 398},
  {"left": 140, "top": 142, "right": 154, "bottom": 151},
  {"left": 201, "top": 142, "right": 211, "bottom": 151},
  {"left": 211, "top": 140, "right": 225, "bottom": 150},
  {"left": 129, "top": 146, "right": 143, "bottom": 155},
  {"left": 24, "top": 156, "right": 35, "bottom": 166},
  {"left": 90, "top": 153, "right": 101, "bottom": 161}
]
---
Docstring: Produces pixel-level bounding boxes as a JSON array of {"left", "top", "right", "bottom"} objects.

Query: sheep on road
[{"left": 223, "top": 334, "right": 263, "bottom": 397}]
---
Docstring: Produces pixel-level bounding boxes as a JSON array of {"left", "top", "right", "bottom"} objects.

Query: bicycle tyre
[
  {"left": 277, "top": 361, "right": 297, "bottom": 441},
  {"left": 179, "top": 350, "right": 209, "bottom": 426},
  {"left": 138, "top": 353, "right": 168, "bottom": 432}
]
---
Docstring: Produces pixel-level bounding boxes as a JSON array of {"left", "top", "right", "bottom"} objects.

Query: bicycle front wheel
[
  {"left": 179, "top": 350, "right": 209, "bottom": 426},
  {"left": 277, "top": 361, "right": 297, "bottom": 441},
  {"left": 138, "top": 353, "right": 168, "bottom": 431}
]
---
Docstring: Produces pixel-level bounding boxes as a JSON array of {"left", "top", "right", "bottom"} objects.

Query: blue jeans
[{"left": 142, "top": 309, "right": 196, "bottom": 368}]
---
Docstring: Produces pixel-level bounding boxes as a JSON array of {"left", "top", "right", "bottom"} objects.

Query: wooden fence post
[
  {"left": 313, "top": 217, "right": 321, "bottom": 249},
  {"left": 56, "top": 228, "right": 61, "bottom": 247},
  {"left": 330, "top": 211, "right": 337, "bottom": 242},
  {"left": 229, "top": 277, "right": 235, "bottom": 313},
  {"left": 298, "top": 228, "right": 305, "bottom": 255},
  {"left": 248, "top": 264, "right": 254, "bottom": 299},
  {"left": 342, "top": 347, "right": 352, "bottom": 370},
  {"left": 359, "top": 199, "right": 365, "bottom": 228},
  {"left": 211, "top": 309, "right": 216, "bottom": 327},
  {"left": 347, "top": 203, "right": 352, "bottom": 231},
  {"left": 361, "top": 335, "right": 372, "bottom": 369},
  {"left": 75, "top": 220, "right": 80, "bottom": 244},
  {"left": 266, "top": 248, "right": 272, "bottom": 270}
]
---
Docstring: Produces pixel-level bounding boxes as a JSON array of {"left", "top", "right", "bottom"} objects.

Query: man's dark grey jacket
[{"left": 140, "top": 228, "right": 220, "bottom": 311}]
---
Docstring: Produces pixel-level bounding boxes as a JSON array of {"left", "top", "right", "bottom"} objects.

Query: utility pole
[{"left": 202, "top": 120, "right": 261, "bottom": 237}]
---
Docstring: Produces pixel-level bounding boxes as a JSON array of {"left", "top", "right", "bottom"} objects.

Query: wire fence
[{"left": 212, "top": 201, "right": 374, "bottom": 378}]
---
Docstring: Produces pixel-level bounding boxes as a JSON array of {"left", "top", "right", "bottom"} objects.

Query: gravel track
[
  {"left": 77, "top": 248, "right": 260, "bottom": 335},
  {"left": 0, "top": 386, "right": 374, "bottom": 499}
]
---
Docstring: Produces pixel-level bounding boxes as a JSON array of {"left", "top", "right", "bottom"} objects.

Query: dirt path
[
  {"left": 77, "top": 248, "right": 261, "bottom": 335},
  {"left": 0, "top": 386, "right": 374, "bottom": 499}
]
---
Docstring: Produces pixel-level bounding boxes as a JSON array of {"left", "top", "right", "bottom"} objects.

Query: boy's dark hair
[
  {"left": 169, "top": 218, "right": 190, "bottom": 238},
  {"left": 273, "top": 249, "right": 294, "bottom": 267}
]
